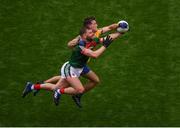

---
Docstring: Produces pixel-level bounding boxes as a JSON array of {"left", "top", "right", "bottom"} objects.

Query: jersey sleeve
[
  {"left": 78, "top": 40, "right": 86, "bottom": 51},
  {"left": 78, "top": 40, "right": 90, "bottom": 55},
  {"left": 93, "top": 37, "right": 100, "bottom": 44}
]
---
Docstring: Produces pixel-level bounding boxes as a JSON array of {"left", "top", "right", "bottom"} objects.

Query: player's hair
[
  {"left": 83, "top": 16, "right": 96, "bottom": 28},
  {"left": 79, "top": 27, "right": 89, "bottom": 36}
]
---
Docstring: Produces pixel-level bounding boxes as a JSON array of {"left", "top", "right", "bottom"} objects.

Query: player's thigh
[
  {"left": 55, "top": 78, "right": 69, "bottom": 89},
  {"left": 52, "top": 75, "right": 61, "bottom": 81},
  {"left": 45, "top": 75, "right": 61, "bottom": 83},
  {"left": 60, "top": 62, "right": 84, "bottom": 90},
  {"left": 83, "top": 70, "right": 100, "bottom": 83},
  {"left": 66, "top": 77, "right": 84, "bottom": 90}
]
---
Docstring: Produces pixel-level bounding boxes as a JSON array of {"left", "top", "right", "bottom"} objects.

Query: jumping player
[
  {"left": 37, "top": 17, "right": 124, "bottom": 107},
  {"left": 22, "top": 27, "right": 113, "bottom": 106}
]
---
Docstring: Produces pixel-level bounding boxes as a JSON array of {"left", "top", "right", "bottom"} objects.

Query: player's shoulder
[
  {"left": 78, "top": 39, "right": 86, "bottom": 46},
  {"left": 95, "top": 29, "right": 103, "bottom": 38}
]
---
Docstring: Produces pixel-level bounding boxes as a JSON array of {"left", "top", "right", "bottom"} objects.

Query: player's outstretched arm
[
  {"left": 81, "top": 46, "right": 106, "bottom": 59},
  {"left": 67, "top": 35, "right": 80, "bottom": 48},
  {"left": 100, "top": 23, "right": 118, "bottom": 34},
  {"left": 98, "top": 32, "right": 123, "bottom": 44},
  {"left": 108, "top": 32, "right": 124, "bottom": 40},
  {"left": 81, "top": 35, "right": 113, "bottom": 58}
]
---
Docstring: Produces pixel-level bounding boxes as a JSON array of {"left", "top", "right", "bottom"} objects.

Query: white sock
[
  {"left": 57, "top": 89, "right": 61, "bottom": 94},
  {"left": 31, "top": 85, "right": 34, "bottom": 90}
]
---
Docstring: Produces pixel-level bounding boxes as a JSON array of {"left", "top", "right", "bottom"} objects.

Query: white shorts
[{"left": 61, "top": 62, "right": 83, "bottom": 78}]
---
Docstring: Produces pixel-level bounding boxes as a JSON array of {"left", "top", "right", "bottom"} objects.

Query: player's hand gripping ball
[{"left": 117, "top": 20, "right": 129, "bottom": 33}]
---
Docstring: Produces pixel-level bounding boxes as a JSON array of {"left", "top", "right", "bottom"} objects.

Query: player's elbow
[
  {"left": 91, "top": 53, "right": 99, "bottom": 59},
  {"left": 67, "top": 43, "right": 73, "bottom": 48},
  {"left": 91, "top": 54, "right": 98, "bottom": 59},
  {"left": 94, "top": 77, "right": 100, "bottom": 84}
]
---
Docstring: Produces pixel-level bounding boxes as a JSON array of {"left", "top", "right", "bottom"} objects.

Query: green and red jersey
[{"left": 69, "top": 37, "right": 100, "bottom": 68}]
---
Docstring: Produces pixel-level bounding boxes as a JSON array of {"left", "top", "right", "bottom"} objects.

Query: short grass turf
[{"left": 0, "top": 0, "right": 180, "bottom": 126}]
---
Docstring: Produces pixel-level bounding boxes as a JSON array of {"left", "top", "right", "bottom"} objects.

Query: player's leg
[
  {"left": 33, "top": 63, "right": 68, "bottom": 96},
  {"left": 22, "top": 82, "right": 55, "bottom": 98},
  {"left": 53, "top": 62, "right": 85, "bottom": 105},
  {"left": 65, "top": 77, "right": 85, "bottom": 94},
  {"left": 53, "top": 77, "right": 84, "bottom": 105},
  {"left": 33, "top": 82, "right": 68, "bottom": 91},
  {"left": 22, "top": 79, "right": 69, "bottom": 98},
  {"left": 82, "top": 70, "right": 100, "bottom": 92},
  {"left": 52, "top": 77, "right": 71, "bottom": 105},
  {"left": 62, "top": 63, "right": 84, "bottom": 94},
  {"left": 33, "top": 75, "right": 61, "bottom": 96},
  {"left": 55, "top": 77, "right": 85, "bottom": 95},
  {"left": 72, "top": 66, "right": 100, "bottom": 108},
  {"left": 44, "top": 75, "right": 61, "bottom": 84}
]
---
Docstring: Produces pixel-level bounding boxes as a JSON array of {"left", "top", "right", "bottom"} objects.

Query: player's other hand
[{"left": 102, "top": 35, "right": 113, "bottom": 48}]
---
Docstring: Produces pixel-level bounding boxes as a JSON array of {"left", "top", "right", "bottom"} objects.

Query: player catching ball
[
  {"left": 22, "top": 17, "right": 129, "bottom": 107},
  {"left": 22, "top": 27, "right": 113, "bottom": 106},
  {"left": 43, "top": 17, "right": 128, "bottom": 107}
]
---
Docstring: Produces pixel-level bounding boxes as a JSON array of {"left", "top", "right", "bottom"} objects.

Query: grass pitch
[{"left": 0, "top": 0, "right": 180, "bottom": 126}]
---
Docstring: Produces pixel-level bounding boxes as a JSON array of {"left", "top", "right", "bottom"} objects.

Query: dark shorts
[{"left": 81, "top": 65, "right": 91, "bottom": 75}]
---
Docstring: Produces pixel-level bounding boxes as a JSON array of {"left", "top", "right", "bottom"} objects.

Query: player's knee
[
  {"left": 76, "top": 87, "right": 85, "bottom": 94},
  {"left": 51, "top": 86, "right": 57, "bottom": 90},
  {"left": 50, "top": 84, "right": 59, "bottom": 90}
]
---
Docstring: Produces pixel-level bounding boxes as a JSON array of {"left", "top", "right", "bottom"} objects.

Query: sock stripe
[
  {"left": 34, "top": 84, "right": 41, "bottom": 90},
  {"left": 60, "top": 88, "right": 65, "bottom": 94}
]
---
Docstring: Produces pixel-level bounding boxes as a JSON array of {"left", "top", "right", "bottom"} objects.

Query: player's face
[
  {"left": 86, "top": 29, "right": 94, "bottom": 39},
  {"left": 89, "top": 20, "right": 98, "bottom": 32}
]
